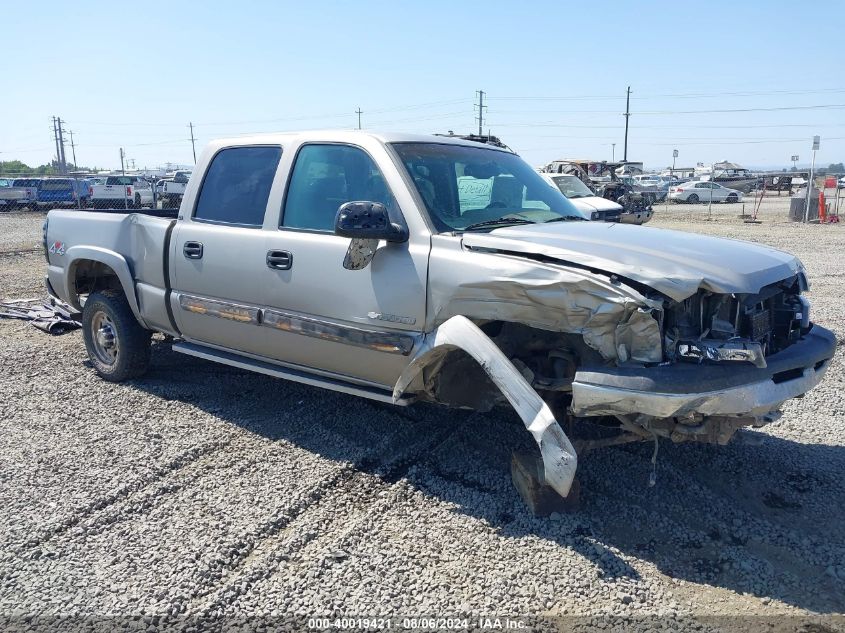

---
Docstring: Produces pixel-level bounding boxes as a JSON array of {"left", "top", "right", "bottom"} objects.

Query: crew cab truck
[
  {"left": 43, "top": 131, "right": 835, "bottom": 510},
  {"left": 91, "top": 175, "right": 154, "bottom": 209}
]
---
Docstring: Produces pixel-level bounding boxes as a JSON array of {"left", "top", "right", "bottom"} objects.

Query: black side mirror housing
[{"left": 334, "top": 201, "right": 408, "bottom": 243}]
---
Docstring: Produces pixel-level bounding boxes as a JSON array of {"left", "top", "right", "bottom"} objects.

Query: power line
[
  {"left": 489, "top": 103, "right": 845, "bottom": 116},
  {"left": 491, "top": 88, "right": 845, "bottom": 101}
]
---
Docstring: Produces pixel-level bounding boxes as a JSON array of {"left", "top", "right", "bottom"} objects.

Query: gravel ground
[{"left": 0, "top": 200, "right": 843, "bottom": 632}]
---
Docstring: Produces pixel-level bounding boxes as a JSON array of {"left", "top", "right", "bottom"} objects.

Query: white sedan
[{"left": 669, "top": 181, "right": 743, "bottom": 204}]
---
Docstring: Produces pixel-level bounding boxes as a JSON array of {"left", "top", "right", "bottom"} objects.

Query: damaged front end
[
  {"left": 571, "top": 273, "right": 835, "bottom": 445},
  {"left": 393, "top": 237, "right": 835, "bottom": 496}
]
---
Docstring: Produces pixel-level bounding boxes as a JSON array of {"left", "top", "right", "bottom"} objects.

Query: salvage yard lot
[{"left": 0, "top": 200, "right": 843, "bottom": 629}]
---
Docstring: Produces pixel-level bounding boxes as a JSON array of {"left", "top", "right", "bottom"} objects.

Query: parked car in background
[
  {"left": 36, "top": 178, "right": 91, "bottom": 208},
  {"left": 669, "top": 181, "right": 743, "bottom": 204},
  {"left": 540, "top": 173, "right": 623, "bottom": 222},
  {"left": 91, "top": 175, "right": 154, "bottom": 209},
  {"left": 162, "top": 170, "right": 192, "bottom": 207},
  {"left": 1, "top": 178, "right": 42, "bottom": 210}
]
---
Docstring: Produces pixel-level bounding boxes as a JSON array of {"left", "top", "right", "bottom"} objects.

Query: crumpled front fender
[{"left": 392, "top": 315, "right": 578, "bottom": 498}]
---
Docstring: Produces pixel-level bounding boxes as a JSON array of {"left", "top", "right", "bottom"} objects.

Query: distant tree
[
  {"left": 827, "top": 162, "right": 844, "bottom": 173},
  {"left": 0, "top": 160, "right": 96, "bottom": 176}
]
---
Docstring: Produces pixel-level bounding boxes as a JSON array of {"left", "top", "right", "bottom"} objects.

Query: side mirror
[{"left": 334, "top": 201, "right": 408, "bottom": 243}]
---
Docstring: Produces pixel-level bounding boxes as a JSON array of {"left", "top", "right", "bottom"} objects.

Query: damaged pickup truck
[{"left": 43, "top": 131, "right": 835, "bottom": 504}]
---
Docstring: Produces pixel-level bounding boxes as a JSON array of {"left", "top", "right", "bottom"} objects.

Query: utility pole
[
  {"left": 188, "top": 122, "right": 197, "bottom": 164},
  {"left": 52, "top": 117, "right": 62, "bottom": 171},
  {"left": 475, "top": 90, "right": 487, "bottom": 137},
  {"left": 355, "top": 107, "right": 363, "bottom": 130},
  {"left": 120, "top": 147, "right": 126, "bottom": 175},
  {"left": 623, "top": 86, "right": 631, "bottom": 162},
  {"left": 803, "top": 136, "right": 820, "bottom": 223},
  {"left": 68, "top": 130, "right": 78, "bottom": 170},
  {"left": 56, "top": 117, "right": 68, "bottom": 174},
  {"left": 611, "top": 143, "right": 616, "bottom": 162}
]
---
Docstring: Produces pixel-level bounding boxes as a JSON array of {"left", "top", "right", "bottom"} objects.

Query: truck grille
[{"left": 665, "top": 276, "right": 805, "bottom": 361}]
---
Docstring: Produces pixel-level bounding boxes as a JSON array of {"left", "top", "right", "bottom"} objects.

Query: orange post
[{"left": 819, "top": 190, "right": 826, "bottom": 223}]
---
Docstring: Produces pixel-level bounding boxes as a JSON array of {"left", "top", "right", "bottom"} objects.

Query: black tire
[
  {"left": 135, "top": 193, "right": 142, "bottom": 209},
  {"left": 687, "top": 193, "right": 699, "bottom": 204},
  {"left": 726, "top": 193, "right": 738, "bottom": 203},
  {"left": 82, "top": 289, "right": 151, "bottom": 382}
]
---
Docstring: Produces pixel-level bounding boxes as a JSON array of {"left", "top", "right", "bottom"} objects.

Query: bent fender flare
[
  {"left": 392, "top": 315, "right": 578, "bottom": 498},
  {"left": 63, "top": 245, "right": 148, "bottom": 328}
]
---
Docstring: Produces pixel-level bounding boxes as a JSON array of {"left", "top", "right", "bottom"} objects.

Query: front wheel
[
  {"left": 82, "top": 290, "right": 151, "bottom": 382},
  {"left": 687, "top": 193, "right": 699, "bottom": 204},
  {"left": 135, "top": 193, "right": 142, "bottom": 209},
  {"left": 726, "top": 193, "right": 738, "bottom": 203}
]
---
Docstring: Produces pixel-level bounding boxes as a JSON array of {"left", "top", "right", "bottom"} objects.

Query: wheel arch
[
  {"left": 393, "top": 315, "right": 578, "bottom": 498},
  {"left": 63, "top": 246, "right": 146, "bottom": 327}
]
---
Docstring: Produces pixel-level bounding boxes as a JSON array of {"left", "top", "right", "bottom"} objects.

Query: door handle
[
  {"left": 183, "top": 241, "right": 203, "bottom": 259},
  {"left": 266, "top": 250, "right": 292, "bottom": 270}
]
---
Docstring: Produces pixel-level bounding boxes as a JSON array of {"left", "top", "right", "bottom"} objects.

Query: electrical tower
[
  {"left": 475, "top": 90, "right": 487, "bottom": 136},
  {"left": 68, "top": 130, "right": 78, "bottom": 170},
  {"left": 52, "top": 116, "right": 68, "bottom": 174}
]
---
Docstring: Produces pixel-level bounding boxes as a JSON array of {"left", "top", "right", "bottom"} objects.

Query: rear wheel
[
  {"left": 82, "top": 290, "right": 151, "bottom": 382},
  {"left": 726, "top": 193, "right": 738, "bottom": 203},
  {"left": 135, "top": 193, "right": 142, "bottom": 209},
  {"left": 687, "top": 193, "right": 699, "bottom": 204}
]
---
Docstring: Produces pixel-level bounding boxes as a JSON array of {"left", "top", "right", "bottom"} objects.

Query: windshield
[
  {"left": 13, "top": 179, "right": 40, "bottom": 187},
  {"left": 549, "top": 174, "right": 595, "bottom": 199},
  {"left": 391, "top": 143, "right": 582, "bottom": 232}
]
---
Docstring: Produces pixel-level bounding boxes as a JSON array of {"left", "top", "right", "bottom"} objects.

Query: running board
[{"left": 171, "top": 341, "right": 412, "bottom": 406}]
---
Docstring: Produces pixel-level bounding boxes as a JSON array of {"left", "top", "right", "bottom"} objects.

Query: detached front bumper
[{"left": 571, "top": 325, "right": 836, "bottom": 419}]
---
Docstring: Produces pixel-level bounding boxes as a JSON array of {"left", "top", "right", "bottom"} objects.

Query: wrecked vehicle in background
[
  {"left": 540, "top": 159, "right": 653, "bottom": 225},
  {"left": 43, "top": 131, "right": 835, "bottom": 508},
  {"left": 539, "top": 172, "right": 624, "bottom": 223}
]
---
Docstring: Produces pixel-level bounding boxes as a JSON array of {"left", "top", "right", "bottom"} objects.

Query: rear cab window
[
  {"left": 193, "top": 146, "right": 282, "bottom": 227},
  {"left": 40, "top": 179, "right": 74, "bottom": 191}
]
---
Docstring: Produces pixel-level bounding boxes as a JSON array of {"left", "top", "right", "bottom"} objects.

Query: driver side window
[{"left": 282, "top": 144, "right": 395, "bottom": 232}]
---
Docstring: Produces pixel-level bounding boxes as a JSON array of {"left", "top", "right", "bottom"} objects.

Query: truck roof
[{"left": 207, "top": 130, "right": 511, "bottom": 152}]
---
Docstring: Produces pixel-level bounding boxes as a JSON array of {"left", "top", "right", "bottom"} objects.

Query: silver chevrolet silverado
[{"left": 43, "top": 131, "right": 835, "bottom": 503}]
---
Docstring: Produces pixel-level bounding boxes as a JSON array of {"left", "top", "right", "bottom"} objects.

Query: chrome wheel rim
[{"left": 91, "top": 311, "right": 119, "bottom": 365}]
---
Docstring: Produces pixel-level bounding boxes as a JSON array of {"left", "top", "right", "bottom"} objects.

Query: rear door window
[{"left": 194, "top": 146, "right": 282, "bottom": 227}]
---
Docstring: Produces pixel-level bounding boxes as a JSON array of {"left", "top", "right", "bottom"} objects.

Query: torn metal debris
[{"left": 0, "top": 298, "right": 81, "bottom": 334}]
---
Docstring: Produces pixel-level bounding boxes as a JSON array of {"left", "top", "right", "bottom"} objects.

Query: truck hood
[
  {"left": 569, "top": 196, "right": 623, "bottom": 213},
  {"left": 461, "top": 222, "right": 804, "bottom": 302}
]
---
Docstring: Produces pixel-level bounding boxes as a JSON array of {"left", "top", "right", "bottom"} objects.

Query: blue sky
[{"left": 3, "top": 0, "right": 844, "bottom": 171}]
